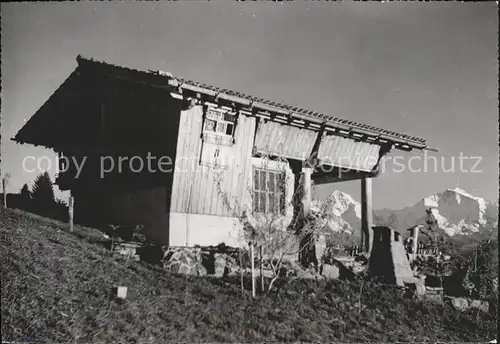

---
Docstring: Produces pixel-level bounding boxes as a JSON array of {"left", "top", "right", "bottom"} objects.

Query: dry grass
[{"left": 1, "top": 208, "right": 497, "bottom": 343}]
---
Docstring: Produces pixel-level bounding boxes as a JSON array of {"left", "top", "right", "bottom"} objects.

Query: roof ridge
[{"left": 76, "top": 55, "right": 427, "bottom": 145}]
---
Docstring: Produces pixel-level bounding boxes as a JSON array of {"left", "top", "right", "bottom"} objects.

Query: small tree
[
  {"left": 19, "top": 183, "right": 32, "bottom": 210},
  {"left": 465, "top": 240, "right": 498, "bottom": 299},
  {"left": 31, "top": 172, "right": 56, "bottom": 217},
  {"left": 214, "top": 155, "right": 323, "bottom": 295},
  {"left": 2, "top": 172, "right": 11, "bottom": 208},
  {"left": 32, "top": 172, "right": 55, "bottom": 203},
  {"left": 410, "top": 207, "right": 452, "bottom": 308},
  {"left": 20, "top": 183, "right": 31, "bottom": 200},
  {"left": 240, "top": 209, "right": 323, "bottom": 294}
]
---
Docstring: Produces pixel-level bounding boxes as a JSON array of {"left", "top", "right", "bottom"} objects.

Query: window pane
[
  {"left": 205, "top": 119, "right": 216, "bottom": 132},
  {"left": 226, "top": 123, "right": 234, "bottom": 135},
  {"left": 268, "top": 193, "right": 276, "bottom": 214},
  {"left": 253, "top": 169, "right": 287, "bottom": 214},
  {"left": 259, "top": 192, "right": 267, "bottom": 213},
  {"left": 208, "top": 109, "right": 225, "bottom": 121},
  {"left": 268, "top": 172, "right": 275, "bottom": 192},
  {"left": 224, "top": 113, "right": 235, "bottom": 122},
  {"left": 278, "top": 173, "right": 286, "bottom": 192},
  {"left": 206, "top": 109, "right": 217, "bottom": 120},
  {"left": 253, "top": 169, "right": 259, "bottom": 190},
  {"left": 216, "top": 122, "right": 226, "bottom": 133},
  {"left": 260, "top": 171, "right": 266, "bottom": 192}
]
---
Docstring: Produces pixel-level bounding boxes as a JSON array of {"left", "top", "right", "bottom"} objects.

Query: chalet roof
[{"left": 13, "top": 55, "right": 433, "bottom": 152}]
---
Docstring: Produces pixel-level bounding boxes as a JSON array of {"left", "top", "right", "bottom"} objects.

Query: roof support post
[
  {"left": 301, "top": 166, "right": 313, "bottom": 218},
  {"left": 306, "top": 122, "right": 326, "bottom": 167},
  {"left": 361, "top": 176, "right": 373, "bottom": 254},
  {"left": 408, "top": 225, "right": 420, "bottom": 263}
]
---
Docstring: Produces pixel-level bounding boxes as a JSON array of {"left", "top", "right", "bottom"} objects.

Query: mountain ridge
[{"left": 313, "top": 188, "right": 498, "bottom": 239}]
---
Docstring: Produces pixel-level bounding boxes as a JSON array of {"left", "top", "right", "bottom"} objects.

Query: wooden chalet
[{"left": 13, "top": 55, "right": 432, "bottom": 249}]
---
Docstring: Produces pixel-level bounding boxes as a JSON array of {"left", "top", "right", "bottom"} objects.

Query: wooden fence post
[
  {"left": 69, "top": 195, "right": 74, "bottom": 232},
  {"left": 2, "top": 178, "right": 7, "bottom": 209},
  {"left": 239, "top": 248, "right": 244, "bottom": 298},
  {"left": 250, "top": 241, "right": 256, "bottom": 298},
  {"left": 260, "top": 245, "right": 264, "bottom": 293}
]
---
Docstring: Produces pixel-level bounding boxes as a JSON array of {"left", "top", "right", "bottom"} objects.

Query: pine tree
[
  {"left": 20, "top": 183, "right": 31, "bottom": 200},
  {"left": 31, "top": 172, "right": 56, "bottom": 217},
  {"left": 19, "top": 183, "right": 32, "bottom": 211}
]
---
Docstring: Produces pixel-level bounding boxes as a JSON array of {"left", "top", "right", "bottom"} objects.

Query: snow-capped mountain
[
  {"left": 311, "top": 190, "right": 361, "bottom": 236},
  {"left": 314, "top": 188, "right": 498, "bottom": 238}
]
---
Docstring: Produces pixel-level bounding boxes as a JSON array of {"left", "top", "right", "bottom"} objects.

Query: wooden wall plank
[
  {"left": 254, "top": 121, "right": 317, "bottom": 161},
  {"left": 170, "top": 106, "right": 256, "bottom": 217},
  {"left": 317, "top": 135, "right": 381, "bottom": 172}
]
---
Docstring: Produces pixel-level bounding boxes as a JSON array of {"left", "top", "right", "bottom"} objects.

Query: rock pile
[
  {"left": 161, "top": 244, "right": 241, "bottom": 277},
  {"left": 162, "top": 246, "right": 207, "bottom": 276}
]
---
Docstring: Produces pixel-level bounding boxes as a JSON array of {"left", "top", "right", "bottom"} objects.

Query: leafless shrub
[{"left": 213, "top": 154, "right": 328, "bottom": 295}]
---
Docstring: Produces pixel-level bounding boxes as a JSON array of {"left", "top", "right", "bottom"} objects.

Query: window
[
  {"left": 252, "top": 167, "right": 286, "bottom": 215},
  {"left": 200, "top": 106, "right": 236, "bottom": 169},
  {"left": 203, "top": 107, "right": 236, "bottom": 138}
]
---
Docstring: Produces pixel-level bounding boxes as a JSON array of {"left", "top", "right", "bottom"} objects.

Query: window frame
[
  {"left": 202, "top": 106, "right": 237, "bottom": 145},
  {"left": 252, "top": 166, "right": 287, "bottom": 215}
]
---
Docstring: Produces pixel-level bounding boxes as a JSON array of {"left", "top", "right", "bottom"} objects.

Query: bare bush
[{"left": 214, "top": 155, "right": 328, "bottom": 295}]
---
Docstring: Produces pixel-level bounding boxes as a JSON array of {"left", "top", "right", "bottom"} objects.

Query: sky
[{"left": 1, "top": 2, "right": 498, "bottom": 209}]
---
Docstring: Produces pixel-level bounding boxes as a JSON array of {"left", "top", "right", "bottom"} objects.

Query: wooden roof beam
[
  {"left": 75, "top": 64, "right": 431, "bottom": 151},
  {"left": 77, "top": 56, "right": 429, "bottom": 147},
  {"left": 312, "top": 169, "right": 380, "bottom": 185},
  {"left": 305, "top": 122, "right": 327, "bottom": 168}
]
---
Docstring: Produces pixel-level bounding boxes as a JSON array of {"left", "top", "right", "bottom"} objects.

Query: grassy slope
[{"left": 1, "top": 208, "right": 497, "bottom": 343}]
